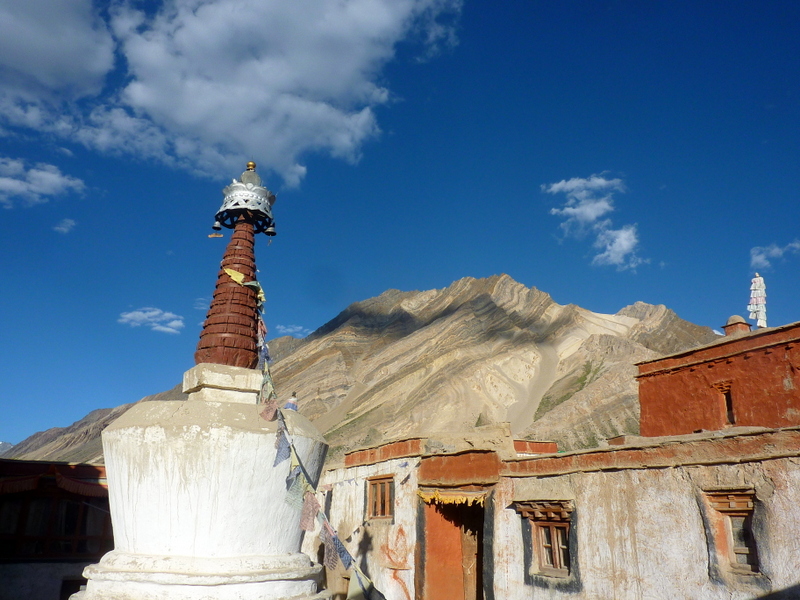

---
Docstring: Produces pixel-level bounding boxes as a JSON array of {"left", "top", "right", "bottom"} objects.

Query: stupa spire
[{"left": 195, "top": 162, "right": 276, "bottom": 368}]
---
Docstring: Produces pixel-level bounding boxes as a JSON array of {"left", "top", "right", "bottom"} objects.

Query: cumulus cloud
[
  {"left": 0, "top": 1, "right": 114, "bottom": 99},
  {"left": 592, "top": 224, "right": 645, "bottom": 269},
  {"left": 544, "top": 174, "right": 646, "bottom": 270},
  {"left": 53, "top": 218, "right": 76, "bottom": 234},
  {"left": 750, "top": 240, "right": 800, "bottom": 269},
  {"left": 0, "top": 0, "right": 462, "bottom": 186},
  {"left": 544, "top": 175, "right": 625, "bottom": 233},
  {"left": 0, "top": 157, "right": 85, "bottom": 207},
  {"left": 118, "top": 307, "right": 185, "bottom": 334},
  {"left": 276, "top": 324, "right": 313, "bottom": 338}
]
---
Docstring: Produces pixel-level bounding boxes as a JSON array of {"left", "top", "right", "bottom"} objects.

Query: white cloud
[
  {"left": 543, "top": 175, "right": 626, "bottom": 196},
  {"left": 193, "top": 297, "right": 210, "bottom": 311},
  {"left": 544, "top": 174, "right": 645, "bottom": 270},
  {"left": 750, "top": 240, "right": 800, "bottom": 269},
  {"left": 118, "top": 307, "right": 185, "bottom": 334},
  {"left": 0, "top": 0, "right": 462, "bottom": 186},
  {"left": 0, "top": 1, "right": 114, "bottom": 99},
  {"left": 592, "top": 224, "right": 646, "bottom": 269},
  {"left": 543, "top": 175, "right": 625, "bottom": 233},
  {"left": 276, "top": 324, "right": 313, "bottom": 338},
  {"left": 53, "top": 218, "right": 76, "bottom": 234},
  {"left": 0, "top": 157, "right": 85, "bottom": 207}
]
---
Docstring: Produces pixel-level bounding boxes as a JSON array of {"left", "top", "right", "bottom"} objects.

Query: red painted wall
[
  {"left": 418, "top": 451, "right": 501, "bottom": 487},
  {"left": 638, "top": 323, "right": 800, "bottom": 437}
]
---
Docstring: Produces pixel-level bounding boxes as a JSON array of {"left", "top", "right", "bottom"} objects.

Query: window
[
  {"left": 713, "top": 381, "right": 735, "bottom": 425},
  {"left": 706, "top": 489, "right": 759, "bottom": 573},
  {"left": 367, "top": 475, "right": 394, "bottom": 519},
  {"left": 514, "top": 500, "right": 573, "bottom": 577}
]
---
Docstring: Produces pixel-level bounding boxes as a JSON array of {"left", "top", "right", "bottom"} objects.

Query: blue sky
[{"left": 1, "top": 1, "right": 799, "bottom": 444}]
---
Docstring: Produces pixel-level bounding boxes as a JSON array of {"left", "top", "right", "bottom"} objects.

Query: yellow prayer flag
[{"left": 224, "top": 268, "right": 247, "bottom": 284}]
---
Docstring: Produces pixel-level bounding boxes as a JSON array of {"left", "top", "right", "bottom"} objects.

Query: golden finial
[{"left": 246, "top": 161, "right": 256, "bottom": 171}]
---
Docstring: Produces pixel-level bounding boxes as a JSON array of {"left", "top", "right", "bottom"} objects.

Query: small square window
[
  {"left": 514, "top": 500, "right": 573, "bottom": 578},
  {"left": 706, "top": 489, "right": 759, "bottom": 573},
  {"left": 367, "top": 476, "right": 394, "bottom": 519}
]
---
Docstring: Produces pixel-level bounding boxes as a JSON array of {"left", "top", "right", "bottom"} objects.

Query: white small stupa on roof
[{"left": 748, "top": 272, "right": 767, "bottom": 328}]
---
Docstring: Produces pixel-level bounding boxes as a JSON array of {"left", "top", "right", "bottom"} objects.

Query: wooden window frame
[
  {"left": 535, "top": 521, "right": 570, "bottom": 576},
  {"left": 706, "top": 489, "right": 759, "bottom": 574},
  {"left": 367, "top": 475, "right": 394, "bottom": 520},
  {"left": 514, "top": 500, "right": 573, "bottom": 578}
]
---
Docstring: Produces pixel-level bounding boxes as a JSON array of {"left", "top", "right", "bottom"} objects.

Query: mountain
[
  {"left": 4, "top": 275, "right": 717, "bottom": 463},
  {"left": 270, "top": 275, "right": 717, "bottom": 459},
  {"left": 0, "top": 442, "right": 12, "bottom": 457},
  {"left": 3, "top": 385, "right": 187, "bottom": 463}
]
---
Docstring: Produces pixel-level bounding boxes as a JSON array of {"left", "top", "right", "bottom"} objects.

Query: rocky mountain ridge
[{"left": 4, "top": 275, "right": 718, "bottom": 463}]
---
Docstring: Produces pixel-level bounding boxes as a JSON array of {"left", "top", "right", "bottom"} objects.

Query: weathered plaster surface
[
  {"left": 102, "top": 400, "right": 324, "bottom": 557},
  {"left": 78, "top": 364, "right": 329, "bottom": 600},
  {"left": 498, "top": 457, "right": 800, "bottom": 600},
  {"left": 305, "top": 458, "right": 420, "bottom": 600}
]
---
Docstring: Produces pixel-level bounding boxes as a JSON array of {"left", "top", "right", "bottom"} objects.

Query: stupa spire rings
[
  {"left": 197, "top": 161, "right": 274, "bottom": 368},
  {"left": 212, "top": 161, "right": 277, "bottom": 236}
]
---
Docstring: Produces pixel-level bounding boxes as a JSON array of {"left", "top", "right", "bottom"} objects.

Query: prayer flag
[
  {"left": 320, "top": 526, "right": 339, "bottom": 570},
  {"left": 748, "top": 273, "right": 767, "bottom": 328},
  {"left": 334, "top": 534, "right": 354, "bottom": 570},
  {"left": 223, "top": 268, "right": 246, "bottom": 284},
  {"left": 285, "top": 469, "right": 306, "bottom": 508},
  {"left": 259, "top": 397, "right": 278, "bottom": 422},
  {"left": 273, "top": 429, "right": 291, "bottom": 466},
  {"left": 300, "top": 491, "right": 320, "bottom": 531}
]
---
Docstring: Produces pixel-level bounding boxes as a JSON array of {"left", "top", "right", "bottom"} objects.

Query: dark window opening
[
  {"left": 706, "top": 490, "right": 759, "bottom": 574},
  {"left": 724, "top": 389, "right": 735, "bottom": 424}
]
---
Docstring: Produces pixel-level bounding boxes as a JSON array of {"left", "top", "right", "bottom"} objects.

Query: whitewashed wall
[
  {"left": 492, "top": 457, "right": 800, "bottom": 600},
  {"left": 303, "top": 457, "right": 420, "bottom": 600}
]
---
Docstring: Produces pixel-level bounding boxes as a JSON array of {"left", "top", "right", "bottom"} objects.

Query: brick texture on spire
[{"left": 195, "top": 217, "right": 260, "bottom": 368}]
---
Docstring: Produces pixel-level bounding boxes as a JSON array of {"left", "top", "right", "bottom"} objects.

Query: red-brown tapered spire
[{"left": 195, "top": 218, "right": 260, "bottom": 368}]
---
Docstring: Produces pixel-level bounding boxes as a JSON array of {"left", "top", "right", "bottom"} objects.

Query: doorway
[{"left": 422, "top": 500, "right": 484, "bottom": 600}]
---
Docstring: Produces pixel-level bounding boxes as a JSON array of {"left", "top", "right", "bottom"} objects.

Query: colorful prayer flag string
[{"left": 271, "top": 408, "right": 385, "bottom": 599}]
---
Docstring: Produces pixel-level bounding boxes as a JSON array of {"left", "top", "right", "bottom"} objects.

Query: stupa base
[{"left": 73, "top": 551, "right": 331, "bottom": 600}]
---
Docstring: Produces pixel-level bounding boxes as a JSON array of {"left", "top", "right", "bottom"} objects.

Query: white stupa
[{"left": 75, "top": 164, "right": 330, "bottom": 600}]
